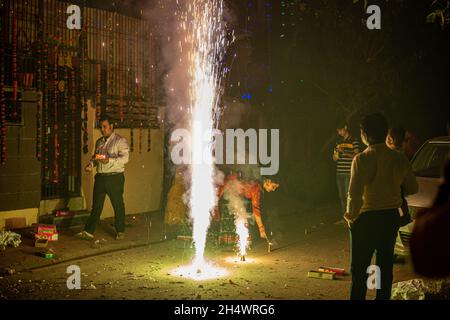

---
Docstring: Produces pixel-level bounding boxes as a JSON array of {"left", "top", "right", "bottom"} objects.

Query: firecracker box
[
  {"left": 34, "top": 224, "right": 57, "bottom": 235},
  {"left": 54, "top": 209, "right": 76, "bottom": 217},
  {"left": 35, "top": 232, "right": 58, "bottom": 242},
  {"left": 307, "top": 270, "right": 336, "bottom": 280},
  {"left": 37, "top": 252, "right": 54, "bottom": 259},
  {"left": 318, "top": 266, "right": 347, "bottom": 276},
  {"left": 95, "top": 154, "right": 107, "bottom": 160},
  {"left": 33, "top": 224, "right": 58, "bottom": 242},
  {"left": 34, "top": 238, "right": 48, "bottom": 248}
]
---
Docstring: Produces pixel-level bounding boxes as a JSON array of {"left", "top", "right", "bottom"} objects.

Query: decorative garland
[
  {"left": 62, "top": 57, "right": 69, "bottom": 176},
  {"left": 0, "top": 43, "right": 5, "bottom": 165},
  {"left": 119, "top": 79, "right": 124, "bottom": 123},
  {"left": 128, "top": 39, "right": 134, "bottom": 152},
  {"left": 12, "top": 12, "right": 18, "bottom": 120},
  {"left": 35, "top": 30, "right": 43, "bottom": 161},
  {"left": 36, "top": 94, "right": 42, "bottom": 161},
  {"left": 147, "top": 128, "right": 151, "bottom": 152},
  {"left": 108, "top": 22, "right": 114, "bottom": 105},
  {"left": 130, "top": 127, "right": 134, "bottom": 152},
  {"left": 71, "top": 66, "right": 77, "bottom": 177},
  {"left": 43, "top": 42, "right": 50, "bottom": 180},
  {"left": 80, "top": 32, "right": 89, "bottom": 154},
  {"left": 0, "top": 6, "right": 6, "bottom": 165},
  {"left": 52, "top": 45, "right": 59, "bottom": 184},
  {"left": 96, "top": 63, "right": 101, "bottom": 121}
]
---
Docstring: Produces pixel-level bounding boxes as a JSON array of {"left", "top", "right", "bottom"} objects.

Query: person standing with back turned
[{"left": 345, "top": 114, "right": 418, "bottom": 300}]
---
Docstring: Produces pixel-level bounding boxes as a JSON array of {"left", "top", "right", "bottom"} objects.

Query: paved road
[{"left": 0, "top": 207, "right": 417, "bottom": 300}]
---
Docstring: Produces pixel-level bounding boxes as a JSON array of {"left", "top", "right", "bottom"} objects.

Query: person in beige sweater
[{"left": 344, "top": 113, "right": 418, "bottom": 300}]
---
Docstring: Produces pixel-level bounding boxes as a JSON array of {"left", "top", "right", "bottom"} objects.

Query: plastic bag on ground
[{"left": 0, "top": 231, "right": 22, "bottom": 251}]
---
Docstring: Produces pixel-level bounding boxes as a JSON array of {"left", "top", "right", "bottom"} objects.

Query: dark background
[
  {"left": 85, "top": 0, "right": 450, "bottom": 205},
  {"left": 221, "top": 0, "right": 450, "bottom": 205}
]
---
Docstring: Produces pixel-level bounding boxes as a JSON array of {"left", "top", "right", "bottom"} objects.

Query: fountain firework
[{"left": 177, "top": 0, "right": 229, "bottom": 278}]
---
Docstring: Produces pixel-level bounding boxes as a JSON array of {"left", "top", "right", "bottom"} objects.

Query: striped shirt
[
  {"left": 91, "top": 132, "right": 129, "bottom": 174},
  {"left": 335, "top": 136, "right": 360, "bottom": 174}
]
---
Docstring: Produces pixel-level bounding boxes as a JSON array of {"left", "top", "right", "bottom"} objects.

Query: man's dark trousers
[
  {"left": 350, "top": 209, "right": 400, "bottom": 300},
  {"left": 336, "top": 173, "right": 350, "bottom": 213},
  {"left": 85, "top": 173, "right": 125, "bottom": 234}
]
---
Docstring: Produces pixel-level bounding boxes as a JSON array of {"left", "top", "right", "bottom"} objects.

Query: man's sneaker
[
  {"left": 116, "top": 232, "right": 125, "bottom": 240},
  {"left": 75, "top": 231, "right": 94, "bottom": 240}
]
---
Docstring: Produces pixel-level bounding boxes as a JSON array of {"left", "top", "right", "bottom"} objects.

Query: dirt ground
[{"left": 0, "top": 202, "right": 422, "bottom": 300}]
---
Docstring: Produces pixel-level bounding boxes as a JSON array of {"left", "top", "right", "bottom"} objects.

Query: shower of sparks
[
  {"left": 224, "top": 256, "right": 258, "bottom": 264},
  {"left": 236, "top": 220, "right": 249, "bottom": 257},
  {"left": 174, "top": 0, "right": 229, "bottom": 277},
  {"left": 171, "top": 262, "right": 228, "bottom": 281}
]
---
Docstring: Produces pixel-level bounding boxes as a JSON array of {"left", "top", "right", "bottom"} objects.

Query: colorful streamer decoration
[
  {"left": 147, "top": 128, "right": 152, "bottom": 152},
  {"left": 53, "top": 45, "right": 60, "bottom": 184}
]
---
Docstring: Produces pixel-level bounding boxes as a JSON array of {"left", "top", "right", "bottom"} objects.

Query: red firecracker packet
[
  {"left": 95, "top": 154, "right": 107, "bottom": 160},
  {"left": 318, "top": 266, "right": 347, "bottom": 276}
]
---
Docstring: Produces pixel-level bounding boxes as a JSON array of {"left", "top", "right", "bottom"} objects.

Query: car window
[{"left": 412, "top": 143, "right": 450, "bottom": 178}]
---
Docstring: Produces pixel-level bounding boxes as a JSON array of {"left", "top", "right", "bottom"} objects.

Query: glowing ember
[
  {"left": 224, "top": 256, "right": 258, "bottom": 264},
  {"left": 263, "top": 179, "right": 280, "bottom": 192},
  {"left": 182, "top": 0, "right": 229, "bottom": 274},
  {"left": 171, "top": 263, "right": 228, "bottom": 281}
]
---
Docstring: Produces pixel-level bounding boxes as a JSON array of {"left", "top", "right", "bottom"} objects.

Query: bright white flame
[
  {"left": 171, "top": 262, "right": 228, "bottom": 281},
  {"left": 224, "top": 256, "right": 257, "bottom": 264},
  {"left": 236, "top": 220, "right": 249, "bottom": 256},
  {"left": 183, "top": 0, "right": 228, "bottom": 272},
  {"left": 222, "top": 178, "right": 250, "bottom": 258}
]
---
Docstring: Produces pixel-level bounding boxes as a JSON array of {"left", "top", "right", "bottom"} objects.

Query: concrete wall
[
  {"left": 1, "top": 96, "right": 164, "bottom": 228},
  {"left": 0, "top": 90, "right": 41, "bottom": 229}
]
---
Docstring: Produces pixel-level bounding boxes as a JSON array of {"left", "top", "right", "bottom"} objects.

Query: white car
[{"left": 395, "top": 136, "right": 450, "bottom": 256}]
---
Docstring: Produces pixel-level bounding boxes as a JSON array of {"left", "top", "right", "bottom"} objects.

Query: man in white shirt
[
  {"left": 76, "top": 115, "right": 130, "bottom": 241},
  {"left": 345, "top": 113, "right": 418, "bottom": 300}
]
